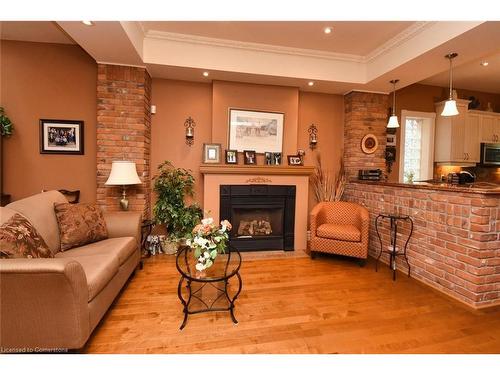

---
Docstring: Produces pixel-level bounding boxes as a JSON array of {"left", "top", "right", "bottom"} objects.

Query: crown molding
[
  {"left": 343, "top": 89, "right": 390, "bottom": 96},
  {"left": 96, "top": 61, "right": 148, "bottom": 70},
  {"left": 145, "top": 30, "right": 364, "bottom": 63},
  {"left": 144, "top": 22, "right": 436, "bottom": 66},
  {"left": 364, "top": 21, "right": 436, "bottom": 62}
]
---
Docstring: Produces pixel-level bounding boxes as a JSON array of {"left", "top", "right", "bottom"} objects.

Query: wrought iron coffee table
[{"left": 176, "top": 245, "right": 242, "bottom": 330}]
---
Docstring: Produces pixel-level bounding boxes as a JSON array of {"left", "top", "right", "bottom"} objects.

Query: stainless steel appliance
[{"left": 480, "top": 143, "right": 500, "bottom": 166}]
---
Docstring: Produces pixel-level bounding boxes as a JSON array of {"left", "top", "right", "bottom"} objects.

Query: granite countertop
[{"left": 351, "top": 180, "right": 500, "bottom": 195}]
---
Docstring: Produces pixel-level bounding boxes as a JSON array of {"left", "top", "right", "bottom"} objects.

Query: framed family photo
[
  {"left": 39, "top": 119, "right": 84, "bottom": 155},
  {"left": 225, "top": 149, "right": 238, "bottom": 164},
  {"left": 228, "top": 109, "right": 284, "bottom": 154},
  {"left": 287, "top": 155, "right": 303, "bottom": 166},
  {"left": 203, "top": 143, "right": 222, "bottom": 164},
  {"left": 243, "top": 150, "right": 257, "bottom": 165}
]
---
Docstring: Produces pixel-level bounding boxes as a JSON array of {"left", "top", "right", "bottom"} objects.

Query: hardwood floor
[{"left": 83, "top": 251, "right": 500, "bottom": 354}]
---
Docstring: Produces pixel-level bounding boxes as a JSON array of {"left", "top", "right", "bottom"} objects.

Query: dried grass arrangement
[{"left": 311, "top": 153, "right": 346, "bottom": 202}]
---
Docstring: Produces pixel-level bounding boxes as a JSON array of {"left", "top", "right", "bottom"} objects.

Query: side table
[
  {"left": 375, "top": 213, "right": 413, "bottom": 281},
  {"left": 176, "top": 245, "right": 242, "bottom": 330}
]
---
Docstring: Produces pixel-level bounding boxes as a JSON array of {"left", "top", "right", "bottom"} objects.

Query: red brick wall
[
  {"left": 345, "top": 182, "right": 500, "bottom": 308},
  {"left": 96, "top": 64, "right": 151, "bottom": 217},
  {"left": 344, "top": 92, "right": 389, "bottom": 179}
]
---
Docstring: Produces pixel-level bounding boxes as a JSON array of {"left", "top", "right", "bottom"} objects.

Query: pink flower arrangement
[{"left": 186, "top": 218, "right": 232, "bottom": 271}]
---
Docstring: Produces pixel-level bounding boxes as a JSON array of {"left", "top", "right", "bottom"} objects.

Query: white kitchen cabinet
[
  {"left": 464, "top": 112, "right": 481, "bottom": 162},
  {"left": 477, "top": 112, "right": 500, "bottom": 143},
  {"left": 435, "top": 100, "right": 477, "bottom": 164}
]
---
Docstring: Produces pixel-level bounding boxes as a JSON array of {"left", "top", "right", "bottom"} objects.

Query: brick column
[
  {"left": 96, "top": 64, "right": 151, "bottom": 218},
  {"left": 344, "top": 91, "right": 389, "bottom": 180}
]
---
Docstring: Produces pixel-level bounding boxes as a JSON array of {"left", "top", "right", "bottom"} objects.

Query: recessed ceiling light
[
  {"left": 480, "top": 61, "right": 489, "bottom": 66},
  {"left": 323, "top": 27, "right": 333, "bottom": 34},
  {"left": 82, "top": 21, "right": 94, "bottom": 26},
  {"left": 308, "top": 81, "right": 314, "bottom": 87},
  {"left": 203, "top": 71, "right": 209, "bottom": 77}
]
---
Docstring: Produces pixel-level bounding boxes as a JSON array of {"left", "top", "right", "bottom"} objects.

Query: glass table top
[{"left": 176, "top": 246, "right": 242, "bottom": 282}]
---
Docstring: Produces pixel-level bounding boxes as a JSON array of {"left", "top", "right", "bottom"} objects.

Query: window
[{"left": 399, "top": 110, "right": 436, "bottom": 183}]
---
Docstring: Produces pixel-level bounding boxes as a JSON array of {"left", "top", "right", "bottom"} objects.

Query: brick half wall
[{"left": 344, "top": 182, "right": 500, "bottom": 309}]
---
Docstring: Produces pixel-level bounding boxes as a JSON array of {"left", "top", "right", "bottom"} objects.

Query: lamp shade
[
  {"left": 105, "top": 161, "right": 141, "bottom": 186},
  {"left": 441, "top": 99, "right": 459, "bottom": 117},
  {"left": 387, "top": 115, "right": 400, "bottom": 128}
]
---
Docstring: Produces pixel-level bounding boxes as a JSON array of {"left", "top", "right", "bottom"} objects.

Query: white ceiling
[
  {"left": 422, "top": 51, "right": 500, "bottom": 94},
  {"left": 2, "top": 21, "right": 500, "bottom": 95},
  {"left": 140, "top": 21, "right": 414, "bottom": 56}
]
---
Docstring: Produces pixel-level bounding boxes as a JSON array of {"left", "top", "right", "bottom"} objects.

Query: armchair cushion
[{"left": 317, "top": 223, "right": 361, "bottom": 242}]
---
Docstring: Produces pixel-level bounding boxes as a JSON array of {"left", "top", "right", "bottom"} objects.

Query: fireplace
[{"left": 220, "top": 185, "right": 295, "bottom": 251}]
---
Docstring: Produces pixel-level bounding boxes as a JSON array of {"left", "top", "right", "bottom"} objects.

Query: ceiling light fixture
[
  {"left": 441, "top": 53, "right": 459, "bottom": 117},
  {"left": 308, "top": 81, "right": 314, "bottom": 87},
  {"left": 387, "top": 79, "right": 400, "bottom": 128},
  {"left": 323, "top": 27, "right": 332, "bottom": 34},
  {"left": 480, "top": 61, "right": 489, "bottom": 67},
  {"left": 203, "top": 71, "right": 209, "bottom": 77},
  {"left": 82, "top": 21, "right": 94, "bottom": 26}
]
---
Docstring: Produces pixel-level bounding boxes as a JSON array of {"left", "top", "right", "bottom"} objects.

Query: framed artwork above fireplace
[{"left": 228, "top": 109, "right": 284, "bottom": 153}]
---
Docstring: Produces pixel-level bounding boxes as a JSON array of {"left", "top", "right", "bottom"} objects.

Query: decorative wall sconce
[
  {"left": 184, "top": 116, "right": 195, "bottom": 146},
  {"left": 308, "top": 124, "right": 318, "bottom": 149}
]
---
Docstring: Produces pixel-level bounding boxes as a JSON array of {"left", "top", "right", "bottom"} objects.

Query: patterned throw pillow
[
  {"left": 54, "top": 203, "right": 108, "bottom": 251},
  {"left": 0, "top": 213, "right": 53, "bottom": 259}
]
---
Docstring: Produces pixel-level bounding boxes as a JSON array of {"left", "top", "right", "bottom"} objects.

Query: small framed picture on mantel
[
  {"left": 287, "top": 155, "right": 303, "bottom": 166},
  {"left": 203, "top": 143, "right": 222, "bottom": 164},
  {"left": 40, "top": 119, "right": 84, "bottom": 155}
]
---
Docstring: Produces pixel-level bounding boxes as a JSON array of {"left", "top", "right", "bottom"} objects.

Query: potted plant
[
  {"left": 0, "top": 107, "right": 14, "bottom": 137},
  {"left": 153, "top": 161, "right": 203, "bottom": 250}
]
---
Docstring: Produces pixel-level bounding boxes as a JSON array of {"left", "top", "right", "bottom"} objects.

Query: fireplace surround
[{"left": 220, "top": 185, "right": 295, "bottom": 251}]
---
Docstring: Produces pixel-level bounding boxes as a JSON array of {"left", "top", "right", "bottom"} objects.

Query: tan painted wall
[
  {"left": 211, "top": 80, "right": 299, "bottom": 166},
  {"left": 388, "top": 83, "right": 500, "bottom": 182},
  {"left": 150, "top": 79, "right": 213, "bottom": 205},
  {"left": 150, "top": 79, "right": 345, "bottom": 215},
  {"left": 1, "top": 41, "right": 97, "bottom": 203},
  {"left": 297, "top": 91, "right": 344, "bottom": 210}
]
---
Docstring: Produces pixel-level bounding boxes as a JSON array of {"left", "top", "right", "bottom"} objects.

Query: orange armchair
[{"left": 308, "top": 201, "right": 369, "bottom": 263}]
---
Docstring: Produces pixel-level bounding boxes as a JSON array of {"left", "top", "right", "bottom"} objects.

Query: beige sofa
[{"left": 0, "top": 191, "right": 142, "bottom": 351}]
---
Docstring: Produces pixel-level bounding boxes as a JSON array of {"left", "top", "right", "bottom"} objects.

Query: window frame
[{"left": 398, "top": 110, "right": 436, "bottom": 183}]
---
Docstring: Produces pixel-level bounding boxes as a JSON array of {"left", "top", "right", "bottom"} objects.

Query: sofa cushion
[
  {"left": 0, "top": 213, "right": 53, "bottom": 259},
  {"left": 7, "top": 191, "right": 68, "bottom": 255},
  {"left": 55, "top": 237, "right": 137, "bottom": 266},
  {"left": 65, "top": 254, "right": 119, "bottom": 302},
  {"left": 54, "top": 203, "right": 108, "bottom": 251},
  {"left": 317, "top": 223, "right": 361, "bottom": 242},
  {"left": 0, "top": 207, "right": 18, "bottom": 225}
]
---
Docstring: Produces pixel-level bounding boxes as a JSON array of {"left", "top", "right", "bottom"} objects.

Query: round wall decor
[{"left": 361, "top": 133, "right": 379, "bottom": 154}]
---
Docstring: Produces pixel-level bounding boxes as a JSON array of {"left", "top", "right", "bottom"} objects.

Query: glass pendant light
[
  {"left": 441, "top": 53, "right": 459, "bottom": 117},
  {"left": 387, "top": 79, "right": 400, "bottom": 128}
]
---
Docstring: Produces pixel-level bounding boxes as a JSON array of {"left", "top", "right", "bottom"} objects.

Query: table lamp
[{"left": 105, "top": 161, "right": 141, "bottom": 210}]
